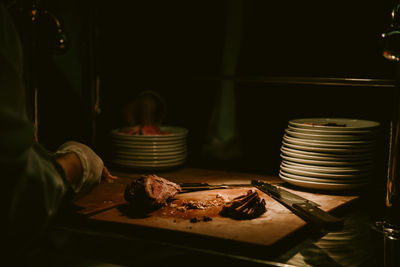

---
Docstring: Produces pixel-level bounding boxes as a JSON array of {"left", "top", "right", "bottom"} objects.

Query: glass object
[
  {"left": 375, "top": 3, "right": 400, "bottom": 266},
  {"left": 382, "top": 4, "right": 400, "bottom": 62}
]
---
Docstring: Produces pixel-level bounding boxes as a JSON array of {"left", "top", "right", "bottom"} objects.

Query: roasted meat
[
  {"left": 220, "top": 190, "right": 266, "bottom": 220},
  {"left": 124, "top": 175, "right": 182, "bottom": 212}
]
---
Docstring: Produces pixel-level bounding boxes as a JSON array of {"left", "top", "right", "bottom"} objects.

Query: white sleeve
[{"left": 55, "top": 141, "right": 103, "bottom": 197}]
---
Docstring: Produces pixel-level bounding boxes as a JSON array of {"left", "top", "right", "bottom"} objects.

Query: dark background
[
  {"left": 95, "top": 0, "right": 397, "bottom": 178},
  {"left": 10, "top": 0, "right": 398, "bottom": 179}
]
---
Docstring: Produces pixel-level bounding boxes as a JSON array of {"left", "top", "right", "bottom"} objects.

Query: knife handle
[{"left": 291, "top": 202, "right": 344, "bottom": 231}]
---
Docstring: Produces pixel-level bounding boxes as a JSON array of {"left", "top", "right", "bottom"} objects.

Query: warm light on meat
[{"left": 124, "top": 175, "right": 181, "bottom": 212}]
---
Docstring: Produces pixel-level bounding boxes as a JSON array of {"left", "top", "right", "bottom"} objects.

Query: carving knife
[
  {"left": 179, "top": 182, "right": 252, "bottom": 192},
  {"left": 251, "top": 180, "right": 344, "bottom": 230}
]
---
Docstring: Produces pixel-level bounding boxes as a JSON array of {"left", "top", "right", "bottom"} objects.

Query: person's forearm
[{"left": 55, "top": 152, "right": 83, "bottom": 189}]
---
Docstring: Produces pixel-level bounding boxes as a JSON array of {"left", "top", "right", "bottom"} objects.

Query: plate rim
[
  {"left": 281, "top": 147, "right": 373, "bottom": 162},
  {"left": 111, "top": 126, "right": 188, "bottom": 139},
  {"left": 279, "top": 172, "right": 370, "bottom": 190},
  {"left": 281, "top": 160, "right": 373, "bottom": 173},
  {"left": 280, "top": 164, "right": 372, "bottom": 179},
  {"left": 287, "top": 124, "right": 378, "bottom": 135},
  {"left": 289, "top": 118, "right": 380, "bottom": 131},
  {"left": 285, "top": 128, "right": 376, "bottom": 141},
  {"left": 111, "top": 157, "right": 186, "bottom": 167},
  {"left": 280, "top": 153, "right": 373, "bottom": 166},
  {"left": 281, "top": 145, "right": 373, "bottom": 159},
  {"left": 283, "top": 134, "right": 376, "bottom": 147},
  {"left": 282, "top": 140, "right": 374, "bottom": 154}
]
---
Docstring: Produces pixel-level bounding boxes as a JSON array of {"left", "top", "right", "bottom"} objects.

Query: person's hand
[
  {"left": 102, "top": 166, "right": 119, "bottom": 182},
  {"left": 55, "top": 141, "right": 103, "bottom": 196}
]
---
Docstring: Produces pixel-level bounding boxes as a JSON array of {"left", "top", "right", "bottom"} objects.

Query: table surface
[{"left": 65, "top": 168, "right": 362, "bottom": 262}]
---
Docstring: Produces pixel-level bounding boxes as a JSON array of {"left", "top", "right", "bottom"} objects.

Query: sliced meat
[
  {"left": 220, "top": 190, "right": 266, "bottom": 220},
  {"left": 124, "top": 175, "right": 182, "bottom": 212}
]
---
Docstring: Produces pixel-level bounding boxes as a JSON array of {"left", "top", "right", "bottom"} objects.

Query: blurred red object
[{"left": 119, "top": 125, "right": 170, "bottom": 135}]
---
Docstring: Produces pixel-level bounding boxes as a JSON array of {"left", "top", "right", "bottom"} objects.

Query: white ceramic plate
[
  {"left": 282, "top": 134, "right": 376, "bottom": 148},
  {"left": 281, "top": 147, "right": 372, "bottom": 162},
  {"left": 281, "top": 145, "right": 373, "bottom": 159},
  {"left": 279, "top": 170, "right": 371, "bottom": 184},
  {"left": 279, "top": 172, "right": 371, "bottom": 191},
  {"left": 282, "top": 140, "right": 374, "bottom": 154},
  {"left": 289, "top": 118, "right": 380, "bottom": 131},
  {"left": 281, "top": 153, "right": 373, "bottom": 166},
  {"left": 112, "top": 152, "right": 187, "bottom": 161},
  {"left": 280, "top": 164, "right": 372, "bottom": 180},
  {"left": 285, "top": 129, "right": 375, "bottom": 141},
  {"left": 112, "top": 157, "right": 186, "bottom": 167},
  {"left": 287, "top": 125, "right": 378, "bottom": 136},
  {"left": 112, "top": 148, "right": 187, "bottom": 157},
  {"left": 111, "top": 137, "right": 186, "bottom": 145},
  {"left": 112, "top": 141, "right": 186, "bottom": 150},
  {"left": 111, "top": 146, "right": 187, "bottom": 155},
  {"left": 111, "top": 126, "right": 188, "bottom": 141},
  {"left": 281, "top": 160, "right": 373, "bottom": 174}
]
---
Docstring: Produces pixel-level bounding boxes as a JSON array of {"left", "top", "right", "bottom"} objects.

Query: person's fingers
[{"left": 102, "top": 166, "right": 119, "bottom": 182}]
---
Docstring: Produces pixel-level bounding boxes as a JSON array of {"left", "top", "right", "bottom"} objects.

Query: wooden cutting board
[{"left": 73, "top": 168, "right": 359, "bottom": 258}]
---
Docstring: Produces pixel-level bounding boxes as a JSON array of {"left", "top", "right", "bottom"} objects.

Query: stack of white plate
[
  {"left": 110, "top": 126, "right": 188, "bottom": 170},
  {"left": 279, "top": 118, "right": 380, "bottom": 191}
]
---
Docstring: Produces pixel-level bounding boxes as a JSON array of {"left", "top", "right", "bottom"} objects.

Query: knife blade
[
  {"left": 252, "top": 180, "right": 344, "bottom": 231},
  {"left": 179, "top": 182, "right": 251, "bottom": 192}
]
